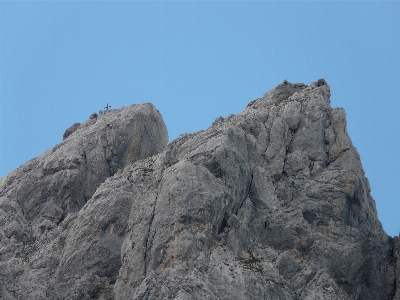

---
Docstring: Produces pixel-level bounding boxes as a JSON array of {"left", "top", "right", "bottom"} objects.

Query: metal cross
[{"left": 104, "top": 103, "right": 111, "bottom": 110}]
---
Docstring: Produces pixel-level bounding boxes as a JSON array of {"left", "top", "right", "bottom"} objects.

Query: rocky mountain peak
[
  {"left": 0, "top": 81, "right": 399, "bottom": 299},
  {"left": 0, "top": 102, "right": 167, "bottom": 228}
]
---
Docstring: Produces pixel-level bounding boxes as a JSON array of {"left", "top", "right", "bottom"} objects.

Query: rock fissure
[
  {"left": 143, "top": 183, "right": 160, "bottom": 277},
  {"left": 101, "top": 133, "right": 114, "bottom": 177},
  {"left": 235, "top": 168, "right": 254, "bottom": 216}
]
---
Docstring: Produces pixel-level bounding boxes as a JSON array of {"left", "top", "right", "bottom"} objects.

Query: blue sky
[{"left": 1, "top": 1, "right": 399, "bottom": 236}]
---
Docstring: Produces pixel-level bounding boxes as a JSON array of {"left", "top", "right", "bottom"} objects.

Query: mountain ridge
[{"left": 0, "top": 80, "right": 399, "bottom": 299}]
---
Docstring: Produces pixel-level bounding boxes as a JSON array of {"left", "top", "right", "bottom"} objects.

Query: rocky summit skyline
[{"left": 0, "top": 80, "right": 399, "bottom": 299}]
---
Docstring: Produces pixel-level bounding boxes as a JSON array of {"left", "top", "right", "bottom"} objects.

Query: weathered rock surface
[
  {"left": 0, "top": 81, "right": 398, "bottom": 299},
  {"left": 393, "top": 237, "right": 400, "bottom": 300},
  {"left": 0, "top": 103, "right": 168, "bottom": 299}
]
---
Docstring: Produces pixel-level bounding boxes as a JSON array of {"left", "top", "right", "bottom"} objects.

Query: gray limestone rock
[
  {"left": 63, "top": 122, "right": 81, "bottom": 140},
  {"left": 0, "top": 103, "right": 168, "bottom": 299},
  {"left": 0, "top": 80, "right": 398, "bottom": 299}
]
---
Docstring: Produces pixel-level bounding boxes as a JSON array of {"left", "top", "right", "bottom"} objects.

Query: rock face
[
  {"left": 0, "top": 103, "right": 168, "bottom": 299},
  {"left": 0, "top": 81, "right": 398, "bottom": 299}
]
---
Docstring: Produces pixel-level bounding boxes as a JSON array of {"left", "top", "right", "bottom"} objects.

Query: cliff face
[
  {"left": 0, "top": 103, "right": 168, "bottom": 299},
  {"left": 0, "top": 81, "right": 398, "bottom": 299}
]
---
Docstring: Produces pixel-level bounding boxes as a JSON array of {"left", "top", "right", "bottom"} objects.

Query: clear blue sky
[{"left": 1, "top": 1, "right": 399, "bottom": 236}]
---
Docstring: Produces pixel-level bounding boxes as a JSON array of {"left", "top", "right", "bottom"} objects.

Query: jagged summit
[
  {"left": 0, "top": 81, "right": 399, "bottom": 299},
  {"left": 0, "top": 102, "right": 167, "bottom": 223}
]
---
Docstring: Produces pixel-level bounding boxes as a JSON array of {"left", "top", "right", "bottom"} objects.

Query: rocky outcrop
[
  {"left": 0, "top": 81, "right": 398, "bottom": 299},
  {"left": 63, "top": 122, "right": 81, "bottom": 140},
  {"left": 0, "top": 103, "right": 168, "bottom": 299}
]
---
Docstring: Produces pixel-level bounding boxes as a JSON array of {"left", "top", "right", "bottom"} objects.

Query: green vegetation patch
[
  {"left": 236, "top": 257, "right": 264, "bottom": 274},
  {"left": 137, "top": 167, "right": 155, "bottom": 173}
]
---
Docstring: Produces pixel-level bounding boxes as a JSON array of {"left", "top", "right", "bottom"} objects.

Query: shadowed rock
[{"left": 62, "top": 122, "right": 81, "bottom": 140}]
